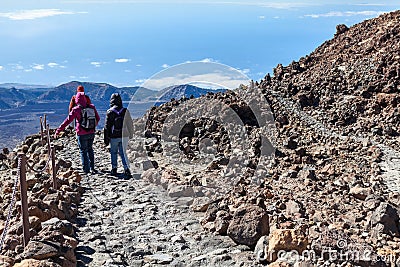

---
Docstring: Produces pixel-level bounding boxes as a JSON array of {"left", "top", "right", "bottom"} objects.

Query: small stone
[
  {"left": 143, "top": 254, "right": 174, "bottom": 264},
  {"left": 167, "top": 184, "right": 195, "bottom": 198},
  {"left": 171, "top": 235, "right": 185, "bottom": 243},
  {"left": 349, "top": 185, "right": 371, "bottom": 201}
]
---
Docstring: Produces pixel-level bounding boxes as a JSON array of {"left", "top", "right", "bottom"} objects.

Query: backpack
[
  {"left": 111, "top": 107, "right": 126, "bottom": 135},
  {"left": 80, "top": 105, "right": 97, "bottom": 130}
]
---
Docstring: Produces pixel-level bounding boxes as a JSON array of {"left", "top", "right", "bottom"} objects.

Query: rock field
[{"left": 1, "top": 10, "right": 400, "bottom": 267}]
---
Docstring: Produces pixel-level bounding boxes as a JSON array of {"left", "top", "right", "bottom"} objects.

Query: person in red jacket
[
  {"left": 69, "top": 85, "right": 91, "bottom": 112},
  {"left": 55, "top": 92, "right": 100, "bottom": 174}
]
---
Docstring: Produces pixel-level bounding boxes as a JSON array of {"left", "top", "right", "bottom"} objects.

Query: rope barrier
[
  {"left": 0, "top": 157, "right": 21, "bottom": 253},
  {"left": 1, "top": 115, "right": 59, "bottom": 252},
  {"left": 25, "top": 156, "right": 52, "bottom": 174}
]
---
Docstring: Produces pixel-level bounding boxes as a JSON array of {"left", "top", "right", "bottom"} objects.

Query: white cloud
[
  {"left": 135, "top": 79, "right": 146, "bottom": 84},
  {"left": 136, "top": 64, "right": 142, "bottom": 67},
  {"left": 258, "top": 2, "right": 311, "bottom": 9},
  {"left": 48, "top": 62, "right": 59, "bottom": 68},
  {"left": 0, "top": 66, "right": 3, "bottom": 71},
  {"left": 353, "top": 3, "right": 386, "bottom": 6},
  {"left": 48, "top": 62, "right": 66, "bottom": 69},
  {"left": 24, "top": 69, "right": 33, "bottom": 72},
  {"left": 90, "top": 61, "right": 103, "bottom": 67},
  {"left": 33, "top": 64, "right": 44, "bottom": 70},
  {"left": 273, "top": 16, "right": 280, "bottom": 19},
  {"left": 258, "top": 15, "right": 265, "bottom": 19},
  {"left": 305, "top": 10, "right": 386, "bottom": 18},
  {"left": 9, "top": 64, "right": 24, "bottom": 71},
  {"left": 62, "top": 0, "right": 310, "bottom": 9},
  {"left": 124, "top": 69, "right": 132, "bottom": 73},
  {"left": 143, "top": 72, "right": 249, "bottom": 91},
  {"left": 115, "top": 58, "right": 130, "bottom": 63},
  {"left": 0, "top": 9, "right": 87, "bottom": 21},
  {"left": 162, "top": 64, "right": 170, "bottom": 69},
  {"left": 200, "top": 58, "right": 217, "bottom": 63},
  {"left": 240, "top": 68, "right": 250, "bottom": 75}
]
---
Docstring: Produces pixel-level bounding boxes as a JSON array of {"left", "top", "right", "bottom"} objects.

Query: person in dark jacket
[
  {"left": 55, "top": 92, "right": 100, "bottom": 174},
  {"left": 104, "top": 93, "right": 134, "bottom": 178}
]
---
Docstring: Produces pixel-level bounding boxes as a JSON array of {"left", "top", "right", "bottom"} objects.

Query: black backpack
[
  {"left": 111, "top": 107, "right": 126, "bottom": 135},
  {"left": 80, "top": 105, "right": 97, "bottom": 130}
]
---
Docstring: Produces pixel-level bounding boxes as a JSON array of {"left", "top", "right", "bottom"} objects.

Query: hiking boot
[
  {"left": 110, "top": 168, "right": 118, "bottom": 176},
  {"left": 124, "top": 169, "right": 133, "bottom": 179}
]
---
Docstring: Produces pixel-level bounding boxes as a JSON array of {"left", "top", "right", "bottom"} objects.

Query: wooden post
[
  {"left": 39, "top": 116, "right": 44, "bottom": 143},
  {"left": 43, "top": 114, "right": 47, "bottom": 134},
  {"left": 46, "top": 124, "right": 51, "bottom": 156},
  {"left": 51, "top": 146, "right": 57, "bottom": 189},
  {"left": 18, "top": 153, "right": 30, "bottom": 247}
]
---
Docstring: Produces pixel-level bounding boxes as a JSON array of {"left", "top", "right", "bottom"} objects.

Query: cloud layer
[
  {"left": 115, "top": 58, "right": 130, "bottom": 63},
  {"left": 0, "top": 9, "right": 86, "bottom": 20},
  {"left": 305, "top": 10, "right": 386, "bottom": 18}
]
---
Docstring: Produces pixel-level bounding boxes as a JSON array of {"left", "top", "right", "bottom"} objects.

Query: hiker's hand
[{"left": 53, "top": 133, "right": 58, "bottom": 139}]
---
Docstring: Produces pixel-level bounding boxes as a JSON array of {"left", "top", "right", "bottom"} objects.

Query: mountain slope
[
  {"left": 0, "top": 87, "right": 44, "bottom": 108},
  {"left": 260, "top": 10, "right": 400, "bottom": 139}
]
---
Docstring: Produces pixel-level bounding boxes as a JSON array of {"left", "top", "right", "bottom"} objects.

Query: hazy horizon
[{"left": 1, "top": 1, "right": 399, "bottom": 87}]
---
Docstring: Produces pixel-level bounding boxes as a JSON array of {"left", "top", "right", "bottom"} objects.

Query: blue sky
[{"left": 0, "top": 1, "right": 398, "bottom": 87}]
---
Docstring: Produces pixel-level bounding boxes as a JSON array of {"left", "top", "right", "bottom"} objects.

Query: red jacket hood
[{"left": 76, "top": 92, "right": 87, "bottom": 107}]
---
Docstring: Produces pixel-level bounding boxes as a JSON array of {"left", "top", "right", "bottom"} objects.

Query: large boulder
[
  {"left": 267, "top": 229, "right": 309, "bottom": 262},
  {"left": 13, "top": 259, "right": 60, "bottom": 267},
  {"left": 0, "top": 255, "right": 14, "bottom": 267},
  {"left": 369, "top": 202, "right": 400, "bottom": 237},
  {"left": 19, "top": 241, "right": 60, "bottom": 261},
  {"left": 227, "top": 205, "right": 269, "bottom": 246}
]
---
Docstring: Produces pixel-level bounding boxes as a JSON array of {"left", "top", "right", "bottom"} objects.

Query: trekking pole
[
  {"left": 51, "top": 146, "right": 57, "bottom": 189},
  {"left": 18, "top": 153, "right": 30, "bottom": 247}
]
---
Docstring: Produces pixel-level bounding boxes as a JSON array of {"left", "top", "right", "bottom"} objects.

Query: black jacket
[{"left": 104, "top": 93, "right": 134, "bottom": 144}]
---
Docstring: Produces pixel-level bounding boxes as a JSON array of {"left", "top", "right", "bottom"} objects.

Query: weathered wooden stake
[
  {"left": 51, "top": 146, "right": 57, "bottom": 189},
  {"left": 46, "top": 124, "right": 51, "bottom": 156},
  {"left": 18, "top": 153, "right": 30, "bottom": 247},
  {"left": 39, "top": 116, "right": 44, "bottom": 143},
  {"left": 43, "top": 114, "right": 47, "bottom": 134}
]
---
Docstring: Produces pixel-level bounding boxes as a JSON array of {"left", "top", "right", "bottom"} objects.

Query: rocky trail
[
  {"left": 378, "top": 145, "right": 400, "bottom": 194},
  {"left": 57, "top": 134, "right": 259, "bottom": 267},
  {"left": 2, "top": 10, "right": 400, "bottom": 267}
]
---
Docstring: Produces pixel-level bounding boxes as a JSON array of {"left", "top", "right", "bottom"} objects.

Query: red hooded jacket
[{"left": 56, "top": 92, "right": 100, "bottom": 136}]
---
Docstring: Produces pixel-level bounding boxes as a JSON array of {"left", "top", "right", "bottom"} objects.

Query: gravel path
[
  {"left": 378, "top": 145, "right": 400, "bottom": 194},
  {"left": 56, "top": 134, "right": 259, "bottom": 267},
  {"left": 269, "top": 90, "right": 400, "bottom": 194}
]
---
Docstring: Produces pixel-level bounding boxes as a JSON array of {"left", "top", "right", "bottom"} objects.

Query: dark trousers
[{"left": 77, "top": 133, "right": 95, "bottom": 173}]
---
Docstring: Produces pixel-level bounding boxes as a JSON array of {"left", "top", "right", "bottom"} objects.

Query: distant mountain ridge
[
  {"left": 0, "top": 83, "right": 53, "bottom": 89},
  {"left": 0, "top": 81, "right": 226, "bottom": 110},
  {"left": 38, "top": 81, "right": 143, "bottom": 102},
  {"left": 155, "top": 84, "right": 227, "bottom": 106}
]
